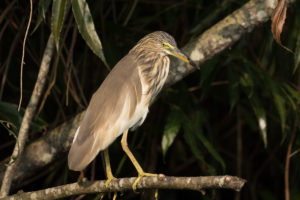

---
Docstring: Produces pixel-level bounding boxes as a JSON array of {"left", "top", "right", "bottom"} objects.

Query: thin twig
[
  {"left": 289, "top": 149, "right": 300, "bottom": 158},
  {"left": 18, "top": 0, "right": 33, "bottom": 111},
  {"left": 0, "top": 0, "right": 16, "bottom": 25},
  {"left": 123, "top": 0, "right": 139, "bottom": 26},
  {"left": 65, "top": 24, "right": 78, "bottom": 106},
  {"left": 38, "top": 5, "right": 71, "bottom": 115},
  {"left": 0, "top": 19, "right": 25, "bottom": 100},
  {"left": 284, "top": 118, "right": 298, "bottom": 200},
  {"left": 284, "top": 65, "right": 300, "bottom": 200},
  {"left": 235, "top": 107, "right": 242, "bottom": 200},
  {"left": 0, "top": 176, "right": 246, "bottom": 200},
  {"left": 0, "top": 34, "right": 56, "bottom": 197}
]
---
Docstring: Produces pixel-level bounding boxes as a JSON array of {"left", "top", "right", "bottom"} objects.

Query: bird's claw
[
  {"left": 132, "top": 172, "right": 157, "bottom": 191},
  {"left": 105, "top": 176, "right": 116, "bottom": 188}
]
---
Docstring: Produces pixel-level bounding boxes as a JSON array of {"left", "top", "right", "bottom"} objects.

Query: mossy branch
[{"left": 1, "top": 176, "right": 246, "bottom": 200}]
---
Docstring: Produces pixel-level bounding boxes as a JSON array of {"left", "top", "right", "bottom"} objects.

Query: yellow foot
[
  {"left": 105, "top": 176, "right": 118, "bottom": 200},
  {"left": 105, "top": 176, "right": 116, "bottom": 188},
  {"left": 132, "top": 172, "right": 157, "bottom": 191}
]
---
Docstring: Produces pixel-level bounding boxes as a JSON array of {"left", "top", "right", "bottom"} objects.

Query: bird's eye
[{"left": 162, "top": 42, "right": 174, "bottom": 49}]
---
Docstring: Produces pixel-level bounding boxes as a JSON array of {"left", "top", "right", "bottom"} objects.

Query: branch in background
[
  {"left": 0, "top": 112, "right": 85, "bottom": 190},
  {"left": 0, "top": 34, "right": 55, "bottom": 197},
  {"left": 0, "top": 176, "right": 246, "bottom": 200},
  {"left": 0, "top": 0, "right": 296, "bottom": 192},
  {"left": 166, "top": 0, "right": 284, "bottom": 86}
]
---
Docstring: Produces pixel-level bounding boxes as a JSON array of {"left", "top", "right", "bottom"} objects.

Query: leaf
[
  {"left": 161, "top": 105, "right": 182, "bottom": 158},
  {"left": 249, "top": 96, "right": 267, "bottom": 147},
  {"left": 283, "top": 83, "right": 300, "bottom": 104},
  {"left": 271, "top": 0, "right": 292, "bottom": 52},
  {"left": 0, "top": 101, "right": 23, "bottom": 132},
  {"left": 239, "top": 72, "right": 254, "bottom": 98},
  {"left": 51, "top": 0, "right": 67, "bottom": 50},
  {"left": 182, "top": 120, "right": 205, "bottom": 162},
  {"left": 71, "top": 0, "right": 109, "bottom": 70},
  {"left": 0, "top": 101, "right": 47, "bottom": 133},
  {"left": 294, "top": 31, "right": 300, "bottom": 73},
  {"left": 200, "top": 57, "right": 219, "bottom": 94},
  {"left": 32, "top": 0, "right": 51, "bottom": 34},
  {"left": 182, "top": 116, "right": 216, "bottom": 175},
  {"left": 193, "top": 111, "right": 226, "bottom": 171},
  {"left": 0, "top": 120, "right": 18, "bottom": 138},
  {"left": 280, "top": 85, "right": 296, "bottom": 111},
  {"left": 268, "top": 81, "right": 286, "bottom": 134},
  {"left": 273, "top": 90, "right": 286, "bottom": 133}
]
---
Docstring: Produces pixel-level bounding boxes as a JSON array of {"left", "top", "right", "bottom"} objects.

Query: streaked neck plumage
[{"left": 129, "top": 46, "right": 170, "bottom": 105}]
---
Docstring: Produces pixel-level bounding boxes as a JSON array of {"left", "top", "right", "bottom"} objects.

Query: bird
[{"left": 68, "top": 31, "right": 198, "bottom": 189}]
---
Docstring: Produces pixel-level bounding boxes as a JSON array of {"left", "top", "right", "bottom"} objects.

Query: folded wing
[{"left": 68, "top": 54, "right": 144, "bottom": 171}]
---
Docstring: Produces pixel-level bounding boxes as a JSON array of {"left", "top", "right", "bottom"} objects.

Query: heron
[{"left": 68, "top": 31, "right": 198, "bottom": 190}]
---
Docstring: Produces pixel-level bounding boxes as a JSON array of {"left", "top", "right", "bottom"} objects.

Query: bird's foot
[
  {"left": 105, "top": 175, "right": 116, "bottom": 188},
  {"left": 132, "top": 172, "right": 157, "bottom": 191},
  {"left": 105, "top": 175, "right": 117, "bottom": 200}
]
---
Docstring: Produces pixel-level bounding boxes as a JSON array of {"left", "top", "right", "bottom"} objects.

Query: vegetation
[{"left": 0, "top": 0, "right": 299, "bottom": 199}]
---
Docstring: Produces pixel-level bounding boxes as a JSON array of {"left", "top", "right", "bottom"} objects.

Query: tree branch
[
  {"left": 0, "top": 34, "right": 55, "bottom": 197},
  {"left": 166, "top": 0, "right": 293, "bottom": 86},
  {"left": 0, "top": 176, "right": 246, "bottom": 200}
]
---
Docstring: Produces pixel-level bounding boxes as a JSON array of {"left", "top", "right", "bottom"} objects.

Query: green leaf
[
  {"left": 196, "top": 128, "right": 226, "bottom": 170},
  {"left": 0, "top": 101, "right": 47, "bottom": 134},
  {"left": 293, "top": 31, "right": 300, "bottom": 74},
  {"left": 239, "top": 72, "right": 254, "bottom": 98},
  {"left": 249, "top": 96, "right": 267, "bottom": 147},
  {"left": 182, "top": 116, "right": 216, "bottom": 175},
  {"left": 193, "top": 111, "right": 226, "bottom": 171},
  {"left": 280, "top": 85, "right": 297, "bottom": 111},
  {"left": 32, "top": 0, "right": 51, "bottom": 34},
  {"left": 199, "top": 57, "right": 219, "bottom": 95},
  {"left": 71, "top": 0, "right": 109, "bottom": 70},
  {"left": 283, "top": 83, "right": 300, "bottom": 104},
  {"left": 0, "top": 101, "right": 23, "bottom": 132},
  {"left": 0, "top": 120, "right": 18, "bottom": 138},
  {"left": 161, "top": 105, "right": 182, "bottom": 159},
  {"left": 183, "top": 120, "right": 205, "bottom": 162},
  {"left": 270, "top": 83, "right": 286, "bottom": 134},
  {"left": 51, "top": 0, "right": 67, "bottom": 49}
]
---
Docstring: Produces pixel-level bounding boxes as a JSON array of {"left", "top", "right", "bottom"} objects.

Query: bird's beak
[{"left": 171, "top": 48, "right": 199, "bottom": 69}]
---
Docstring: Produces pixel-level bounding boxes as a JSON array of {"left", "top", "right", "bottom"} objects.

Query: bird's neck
[{"left": 135, "top": 52, "right": 170, "bottom": 104}]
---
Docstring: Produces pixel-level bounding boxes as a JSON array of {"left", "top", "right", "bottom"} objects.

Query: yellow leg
[
  {"left": 103, "top": 149, "right": 116, "bottom": 187},
  {"left": 77, "top": 170, "right": 85, "bottom": 182},
  {"left": 103, "top": 149, "right": 117, "bottom": 200},
  {"left": 121, "top": 130, "right": 157, "bottom": 190}
]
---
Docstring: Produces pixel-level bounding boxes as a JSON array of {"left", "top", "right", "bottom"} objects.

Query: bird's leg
[
  {"left": 102, "top": 149, "right": 116, "bottom": 187},
  {"left": 102, "top": 149, "right": 117, "bottom": 200},
  {"left": 121, "top": 129, "right": 157, "bottom": 190},
  {"left": 77, "top": 170, "right": 85, "bottom": 182}
]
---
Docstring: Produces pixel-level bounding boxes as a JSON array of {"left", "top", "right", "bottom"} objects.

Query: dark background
[{"left": 0, "top": 0, "right": 300, "bottom": 199}]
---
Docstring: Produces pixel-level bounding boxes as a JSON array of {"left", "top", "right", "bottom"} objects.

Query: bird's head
[
  {"left": 161, "top": 41, "right": 198, "bottom": 69},
  {"left": 130, "top": 31, "right": 198, "bottom": 69},
  {"left": 151, "top": 31, "right": 198, "bottom": 69}
]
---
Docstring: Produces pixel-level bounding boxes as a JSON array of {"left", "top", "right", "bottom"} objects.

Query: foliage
[{"left": 0, "top": 0, "right": 300, "bottom": 199}]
